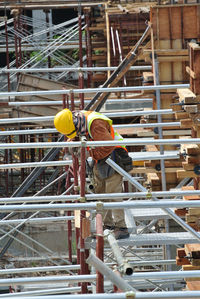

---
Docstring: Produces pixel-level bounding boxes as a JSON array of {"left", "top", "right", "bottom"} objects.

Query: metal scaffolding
[{"left": 0, "top": 3, "right": 200, "bottom": 298}]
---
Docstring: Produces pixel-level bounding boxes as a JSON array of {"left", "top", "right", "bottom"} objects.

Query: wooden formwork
[{"left": 142, "top": 4, "right": 200, "bottom": 190}]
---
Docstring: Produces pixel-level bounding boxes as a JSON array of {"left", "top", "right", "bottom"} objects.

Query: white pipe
[
  {"left": 0, "top": 160, "right": 72, "bottom": 169},
  {"left": 1, "top": 66, "right": 152, "bottom": 73},
  {"left": 126, "top": 270, "right": 200, "bottom": 280},
  {"left": 0, "top": 109, "right": 173, "bottom": 124},
  {"left": 86, "top": 253, "right": 135, "bottom": 291},
  {"left": 7, "top": 291, "right": 200, "bottom": 299},
  {"left": 0, "top": 84, "right": 189, "bottom": 98},
  {"left": 104, "top": 230, "right": 133, "bottom": 276},
  {"left": 5, "top": 98, "right": 152, "bottom": 106},
  {"left": 0, "top": 287, "right": 81, "bottom": 297},
  {"left": 0, "top": 216, "right": 74, "bottom": 225},
  {"left": 0, "top": 265, "right": 80, "bottom": 275},
  {"left": 0, "top": 152, "right": 179, "bottom": 169},
  {"left": 0, "top": 137, "right": 199, "bottom": 149},
  {"left": 1, "top": 200, "right": 200, "bottom": 212},
  {"left": 0, "top": 122, "right": 180, "bottom": 136},
  {"left": 2, "top": 190, "right": 200, "bottom": 204},
  {"left": 0, "top": 274, "right": 96, "bottom": 286}
]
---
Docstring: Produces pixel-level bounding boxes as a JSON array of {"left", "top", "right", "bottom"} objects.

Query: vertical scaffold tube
[
  {"left": 78, "top": 7, "right": 84, "bottom": 109},
  {"left": 96, "top": 213, "right": 104, "bottom": 293},
  {"left": 80, "top": 137, "right": 87, "bottom": 293}
]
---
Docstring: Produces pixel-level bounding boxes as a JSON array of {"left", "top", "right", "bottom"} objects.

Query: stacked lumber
[
  {"left": 175, "top": 185, "right": 200, "bottom": 230},
  {"left": 175, "top": 88, "right": 200, "bottom": 128},
  {"left": 178, "top": 143, "right": 200, "bottom": 179},
  {"left": 176, "top": 244, "right": 200, "bottom": 290},
  {"left": 172, "top": 88, "right": 200, "bottom": 179}
]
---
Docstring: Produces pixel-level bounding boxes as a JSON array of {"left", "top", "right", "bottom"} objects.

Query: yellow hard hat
[{"left": 54, "top": 109, "right": 76, "bottom": 139}]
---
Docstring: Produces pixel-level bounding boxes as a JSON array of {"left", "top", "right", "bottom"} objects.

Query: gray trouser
[{"left": 93, "top": 165, "right": 126, "bottom": 228}]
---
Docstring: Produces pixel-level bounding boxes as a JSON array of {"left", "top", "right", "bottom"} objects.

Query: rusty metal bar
[{"left": 96, "top": 213, "right": 104, "bottom": 293}]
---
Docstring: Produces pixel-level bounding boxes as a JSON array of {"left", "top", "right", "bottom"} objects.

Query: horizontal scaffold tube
[
  {"left": 8, "top": 291, "right": 200, "bottom": 299},
  {"left": 0, "top": 152, "right": 179, "bottom": 169},
  {"left": 1, "top": 200, "right": 200, "bottom": 212},
  {"left": 0, "top": 84, "right": 189, "bottom": 98},
  {"left": 3, "top": 189, "right": 200, "bottom": 203},
  {"left": 0, "top": 274, "right": 96, "bottom": 286},
  {"left": 0, "top": 110, "right": 173, "bottom": 124},
  {"left": 126, "top": 270, "right": 200, "bottom": 280},
  {"left": 0, "top": 122, "right": 180, "bottom": 136},
  {"left": 6, "top": 98, "right": 153, "bottom": 106},
  {"left": 0, "top": 216, "right": 74, "bottom": 225},
  {"left": 0, "top": 265, "right": 80, "bottom": 275},
  {"left": 0, "top": 160, "right": 73, "bottom": 169},
  {"left": 0, "top": 137, "right": 200, "bottom": 149},
  {"left": 1, "top": 66, "right": 152, "bottom": 73}
]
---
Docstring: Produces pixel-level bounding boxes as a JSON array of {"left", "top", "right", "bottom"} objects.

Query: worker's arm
[{"left": 89, "top": 119, "right": 115, "bottom": 160}]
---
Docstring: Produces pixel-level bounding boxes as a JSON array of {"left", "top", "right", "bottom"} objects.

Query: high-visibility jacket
[{"left": 82, "top": 110, "right": 127, "bottom": 150}]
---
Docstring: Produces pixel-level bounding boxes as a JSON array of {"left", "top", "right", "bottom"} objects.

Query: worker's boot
[{"left": 114, "top": 227, "right": 130, "bottom": 240}]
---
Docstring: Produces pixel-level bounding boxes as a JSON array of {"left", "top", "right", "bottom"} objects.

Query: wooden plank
[
  {"left": 143, "top": 49, "right": 188, "bottom": 56},
  {"left": 186, "top": 214, "right": 200, "bottom": 223},
  {"left": 137, "top": 129, "right": 191, "bottom": 137},
  {"left": 186, "top": 281, "right": 200, "bottom": 290},
  {"left": 158, "top": 8, "right": 170, "bottom": 39},
  {"left": 180, "top": 119, "right": 194, "bottom": 128},
  {"left": 183, "top": 195, "right": 200, "bottom": 200},
  {"left": 175, "top": 112, "right": 189, "bottom": 119},
  {"left": 183, "top": 6, "right": 198, "bottom": 39},
  {"left": 183, "top": 265, "right": 200, "bottom": 271},
  {"left": 158, "top": 56, "right": 188, "bottom": 62},
  {"left": 180, "top": 144, "right": 200, "bottom": 155},
  {"left": 182, "top": 162, "right": 195, "bottom": 171},
  {"left": 131, "top": 167, "right": 182, "bottom": 174},
  {"left": 187, "top": 208, "right": 200, "bottom": 216},
  {"left": 177, "top": 88, "right": 196, "bottom": 104},
  {"left": 171, "top": 6, "right": 182, "bottom": 40},
  {"left": 177, "top": 170, "right": 199, "bottom": 178},
  {"left": 184, "top": 105, "right": 198, "bottom": 113},
  {"left": 186, "top": 66, "right": 196, "bottom": 79}
]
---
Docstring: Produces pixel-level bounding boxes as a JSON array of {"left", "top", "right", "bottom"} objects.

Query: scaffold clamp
[
  {"left": 126, "top": 291, "right": 135, "bottom": 299},
  {"left": 79, "top": 196, "right": 86, "bottom": 203},
  {"left": 96, "top": 201, "right": 103, "bottom": 213},
  {"left": 81, "top": 136, "right": 87, "bottom": 147}
]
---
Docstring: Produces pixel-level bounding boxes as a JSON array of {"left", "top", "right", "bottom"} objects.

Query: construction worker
[{"left": 54, "top": 108, "right": 132, "bottom": 239}]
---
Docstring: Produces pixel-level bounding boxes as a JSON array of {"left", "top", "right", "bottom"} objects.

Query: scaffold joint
[
  {"left": 96, "top": 201, "right": 103, "bottom": 213},
  {"left": 74, "top": 185, "right": 80, "bottom": 192},
  {"left": 80, "top": 136, "right": 87, "bottom": 147},
  {"left": 126, "top": 291, "right": 135, "bottom": 299},
  {"left": 79, "top": 196, "right": 86, "bottom": 203}
]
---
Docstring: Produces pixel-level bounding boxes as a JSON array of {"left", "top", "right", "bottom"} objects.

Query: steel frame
[{"left": 0, "top": 6, "right": 199, "bottom": 298}]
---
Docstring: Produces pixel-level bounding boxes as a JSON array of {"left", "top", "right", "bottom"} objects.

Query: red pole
[
  {"left": 113, "top": 270, "right": 123, "bottom": 293},
  {"left": 72, "top": 155, "right": 80, "bottom": 275},
  {"left": 78, "top": 9, "right": 84, "bottom": 109},
  {"left": 96, "top": 213, "right": 104, "bottom": 293},
  {"left": 5, "top": 139, "right": 9, "bottom": 197},
  {"left": 66, "top": 173, "right": 72, "bottom": 263},
  {"left": 70, "top": 91, "right": 75, "bottom": 111},
  {"left": 84, "top": 9, "right": 92, "bottom": 89},
  {"left": 63, "top": 91, "right": 72, "bottom": 263},
  {"left": 80, "top": 142, "right": 87, "bottom": 293},
  {"left": 17, "top": 13, "right": 22, "bottom": 67},
  {"left": 5, "top": 18, "right": 10, "bottom": 92}
]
